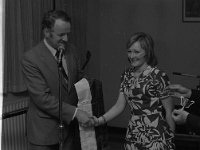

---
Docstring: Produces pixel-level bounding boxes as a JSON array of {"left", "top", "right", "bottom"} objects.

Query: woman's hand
[{"left": 91, "top": 115, "right": 107, "bottom": 126}]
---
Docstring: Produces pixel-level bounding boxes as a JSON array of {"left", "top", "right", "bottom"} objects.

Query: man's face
[{"left": 45, "top": 19, "right": 71, "bottom": 49}]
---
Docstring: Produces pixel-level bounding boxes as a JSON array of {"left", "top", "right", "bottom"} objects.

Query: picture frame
[{"left": 183, "top": 0, "right": 200, "bottom": 22}]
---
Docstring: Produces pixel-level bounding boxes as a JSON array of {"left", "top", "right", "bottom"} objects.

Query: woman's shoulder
[
  {"left": 120, "top": 67, "right": 132, "bottom": 79},
  {"left": 150, "top": 67, "right": 170, "bottom": 82},
  {"left": 151, "top": 66, "right": 168, "bottom": 75},
  {"left": 121, "top": 66, "right": 130, "bottom": 73}
]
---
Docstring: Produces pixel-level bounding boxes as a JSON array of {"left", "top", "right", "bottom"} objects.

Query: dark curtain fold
[
  {"left": 3, "top": 0, "right": 87, "bottom": 94},
  {"left": 3, "top": 0, "right": 53, "bottom": 93}
]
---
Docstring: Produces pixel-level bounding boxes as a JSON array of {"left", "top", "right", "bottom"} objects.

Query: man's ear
[{"left": 43, "top": 28, "right": 50, "bottom": 38}]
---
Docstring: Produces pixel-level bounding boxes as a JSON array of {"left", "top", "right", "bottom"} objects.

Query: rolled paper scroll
[{"left": 75, "top": 78, "right": 97, "bottom": 150}]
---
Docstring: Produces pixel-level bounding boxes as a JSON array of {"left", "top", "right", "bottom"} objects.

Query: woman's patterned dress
[{"left": 120, "top": 66, "right": 175, "bottom": 150}]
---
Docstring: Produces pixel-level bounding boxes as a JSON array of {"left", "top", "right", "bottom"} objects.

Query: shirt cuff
[{"left": 72, "top": 108, "right": 78, "bottom": 120}]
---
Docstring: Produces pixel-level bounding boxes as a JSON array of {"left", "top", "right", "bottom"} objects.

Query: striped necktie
[{"left": 55, "top": 51, "right": 68, "bottom": 81}]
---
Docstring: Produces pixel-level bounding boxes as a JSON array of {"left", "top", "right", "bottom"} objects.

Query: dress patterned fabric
[{"left": 120, "top": 66, "right": 175, "bottom": 150}]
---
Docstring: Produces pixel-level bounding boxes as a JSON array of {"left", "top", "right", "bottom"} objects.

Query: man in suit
[
  {"left": 21, "top": 10, "right": 93, "bottom": 150},
  {"left": 167, "top": 84, "right": 200, "bottom": 131}
]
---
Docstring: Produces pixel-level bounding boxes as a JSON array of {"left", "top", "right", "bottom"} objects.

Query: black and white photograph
[{"left": 1, "top": 0, "right": 200, "bottom": 150}]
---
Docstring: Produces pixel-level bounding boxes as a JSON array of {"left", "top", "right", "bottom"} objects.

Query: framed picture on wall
[{"left": 183, "top": 0, "right": 200, "bottom": 22}]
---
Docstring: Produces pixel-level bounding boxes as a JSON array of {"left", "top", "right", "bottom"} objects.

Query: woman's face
[{"left": 127, "top": 41, "right": 147, "bottom": 69}]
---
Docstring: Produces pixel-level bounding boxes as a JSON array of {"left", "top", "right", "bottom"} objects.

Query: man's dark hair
[{"left": 42, "top": 10, "right": 71, "bottom": 30}]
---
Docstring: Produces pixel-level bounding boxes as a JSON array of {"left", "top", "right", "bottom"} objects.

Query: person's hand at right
[
  {"left": 167, "top": 84, "right": 192, "bottom": 98},
  {"left": 172, "top": 109, "right": 189, "bottom": 125}
]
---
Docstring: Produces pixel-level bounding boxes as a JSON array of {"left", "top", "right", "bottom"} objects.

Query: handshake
[{"left": 75, "top": 109, "right": 107, "bottom": 128}]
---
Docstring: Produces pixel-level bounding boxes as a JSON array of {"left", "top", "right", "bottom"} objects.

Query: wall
[
  {"left": 86, "top": 0, "right": 200, "bottom": 127},
  {"left": 85, "top": 0, "right": 101, "bottom": 78}
]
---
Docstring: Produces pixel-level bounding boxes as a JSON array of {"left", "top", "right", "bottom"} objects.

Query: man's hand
[
  {"left": 75, "top": 109, "right": 94, "bottom": 127},
  {"left": 167, "top": 84, "right": 192, "bottom": 98},
  {"left": 172, "top": 109, "right": 189, "bottom": 125}
]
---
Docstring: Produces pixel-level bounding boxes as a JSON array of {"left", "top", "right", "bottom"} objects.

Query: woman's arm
[
  {"left": 161, "top": 96, "right": 175, "bottom": 132},
  {"left": 96, "top": 92, "right": 127, "bottom": 125}
]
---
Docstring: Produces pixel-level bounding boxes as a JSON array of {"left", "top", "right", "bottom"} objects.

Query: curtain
[
  {"left": 57, "top": 0, "right": 87, "bottom": 64},
  {"left": 3, "top": 0, "right": 87, "bottom": 94},
  {"left": 3, "top": 0, "right": 53, "bottom": 93}
]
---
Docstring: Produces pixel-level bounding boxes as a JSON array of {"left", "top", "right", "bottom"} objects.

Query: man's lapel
[
  {"left": 39, "top": 42, "right": 58, "bottom": 77},
  {"left": 39, "top": 42, "right": 69, "bottom": 90}
]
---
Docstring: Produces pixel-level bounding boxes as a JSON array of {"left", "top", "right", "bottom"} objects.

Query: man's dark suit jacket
[
  {"left": 186, "top": 89, "right": 200, "bottom": 131},
  {"left": 21, "top": 41, "right": 83, "bottom": 147},
  {"left": 186, "top": 114, "right": 200, "bottom": 131}
]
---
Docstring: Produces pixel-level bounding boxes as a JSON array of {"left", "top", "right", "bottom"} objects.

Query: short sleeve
[
  {"left": 119, "top": 71, "right": 126, "bottom": 93},
  {"left": 155, "top": 70, "right": 171, "bottom": 100}
]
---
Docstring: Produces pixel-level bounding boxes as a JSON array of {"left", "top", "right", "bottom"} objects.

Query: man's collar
[{"left": 44, "top": 38, "right": 57, "bottom": 56}]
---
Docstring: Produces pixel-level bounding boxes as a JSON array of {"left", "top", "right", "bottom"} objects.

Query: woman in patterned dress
[{"left": 94, "top": 32, "right": 175, "bottom": 150}]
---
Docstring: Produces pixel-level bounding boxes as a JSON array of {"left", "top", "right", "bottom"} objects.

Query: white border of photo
[{"left": 0, "top": 0, "right": 5, "bottom": 148}]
